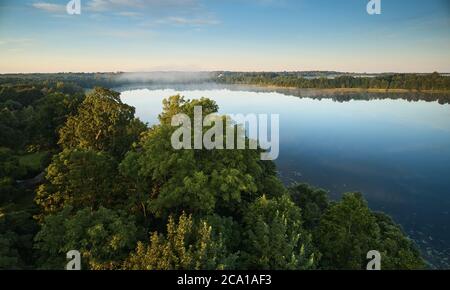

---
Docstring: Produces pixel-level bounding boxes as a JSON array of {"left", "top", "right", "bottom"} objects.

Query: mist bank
[
  {"left": 114, "top": 71, "right": 216, "bottom": 84},
  {"left": 1, "top": 71, "right": 450, "bottom": 97},
  {"left": 0, "top": 72, "right": 219, "bottom": 89}
]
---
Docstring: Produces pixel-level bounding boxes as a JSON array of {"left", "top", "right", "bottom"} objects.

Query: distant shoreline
[
  {"left": 2, "top": 71, "right": 450, "bottom": 94},
  {"left": 229, "top": 84, "right": 450, "bottom": 94}
]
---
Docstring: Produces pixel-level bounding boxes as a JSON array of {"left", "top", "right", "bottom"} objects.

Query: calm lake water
[{"left": 119, "top": 84, "right": 450, "bottom": 268}]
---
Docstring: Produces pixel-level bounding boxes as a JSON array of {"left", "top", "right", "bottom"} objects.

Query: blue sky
[{"left": 0, "top": 0, "right": 449, "bottom": 73}]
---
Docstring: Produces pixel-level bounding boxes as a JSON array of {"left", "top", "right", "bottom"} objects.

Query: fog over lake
[{"left": 120, "top": 85, "right": 450, "bottom": 268}]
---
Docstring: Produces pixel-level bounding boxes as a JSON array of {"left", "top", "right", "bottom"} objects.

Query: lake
[{"left": 119, "top": 84, "right": 450, "bottom": 268}]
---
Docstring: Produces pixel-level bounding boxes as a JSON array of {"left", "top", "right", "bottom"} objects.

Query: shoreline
[{"left": 227, "top": 84, "right": 450, "bottom": 94}]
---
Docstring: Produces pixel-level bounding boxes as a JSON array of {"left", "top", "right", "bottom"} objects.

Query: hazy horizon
[{"left": 1, "top": 70, "right": 450, "bottom": 75}]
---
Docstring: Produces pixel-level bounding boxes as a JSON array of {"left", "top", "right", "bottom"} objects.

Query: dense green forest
[
  {"left": 1, "top": 81, "right": 426, "bottom": 270},
  {"left": 216, "top": 71, "right": 450, "bottom": 91},
  {"left": 1, "top": 71, "right": 450, "bottom": 92},
  {"left": 0, "top": 73, "right": 121, "bottom": 88}
]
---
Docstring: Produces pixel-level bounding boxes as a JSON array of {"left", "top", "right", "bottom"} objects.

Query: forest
[
  {"left": 1, "top": 72, "right": 450, "bottom": 93},
  {"left": 216, "top": 71, "right": 450, "bottom": 92},
  {"left": 0, "top": 80, "right": 426, "bottom": 270}
]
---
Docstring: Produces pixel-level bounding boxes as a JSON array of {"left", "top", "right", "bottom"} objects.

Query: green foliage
[
  {"left": 0, "top": 83, "right": 85, "bottom": 151},
  {"left": 35, "top": 149, "right": 130, "bottom": 219},
  {"left": 373, "top": 212, "right": 426, "bottom": 270},
  {"left": 0, "top": 107, "right": 26, "bottom": 149},
  {"left": 17, "top": 151, "right": 50, "bottom": 176},
  {"left": 123, "top": 212, "right": 236, "bottom": 270},
  {"left": 58, "top": 87, "right": 145, "bottom": 157},
  {"left": 218, "top": 71, "right": 450, "bottom": 92},
  {"left": 0, "top": 232, "right": 22, "bottom": 269},
  {"left": 205, "top": 214, "right": 242, "bottom": 254},
  {"left": 120, "top": 95, "right": 284, "bottom": 218},
  {"left": 0, "top": 82, "right": 428, "bottom": 270},
  {"left": 315, "top": 192, "right": 380, "bottom": 269},
  {"left": 289, "top": 183, "right": 330, "bottom": 230},
  {"left": 28, "top": 92, "right": 84, "bottom": 150},
  {"left": 158, "top": 95, "right": 219, "bottom": 125},
  {"left": 0, "top": 177, "right": 21, "bottom": 205},
  {"left": 0, "top": 85, "right": 44, "bottom": 107},
  {"left": 34, "top": 206, "right": 140, "bottom": 270},
  {"left": 0, "top": 209, "right": 38, "bottom": 269},
  {"left": 0, "top": 148, "right": 27, "bottom": 179},
  {"left": 242, "top": 194, "right": 316, "bottom": 270},
  {"left": 2, "top": 72, "right": 449, "bottom": 93},
  {"left": 315, "top": 193, "right": 425, "bottom": 270}
]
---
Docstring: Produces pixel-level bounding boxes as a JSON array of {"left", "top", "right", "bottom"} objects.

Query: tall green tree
[
  {"left": 58, "top": 87, "right": 145, "bottom": 157},
  {"left": 123, "top": 212, "right": 236, "bottom": 270},
  {"left": 373, "top": 212, "right": 426, "bottom": 269},
  {"left": 0, "top": 107, "right": 27, "bottom": 149},
  {"left": 28, "top": 92, "right": 84, "bottom": 150},
  {"left": 241, "top": 194, "right": 316, "bottom": 270},
  {"left": 120, "top": 95, "right": 284, "bottom": 218},
  {"left": 314, "top": 192, "right": 426, "bottom": 270},
  {"left": 34, "top": 206, "right": 140, "bottom": 270},
  {"left": 288, "top": 183, "right": 330, "bottom": 231},
  {"left": 0, "top": 209, "right": 38, "bottom": 269},
  {"left": 35, "top": 149, "right": 130, "bottom": 219},
  {"left": 315, "top": 192, "right": 380, "bottom": 270}
]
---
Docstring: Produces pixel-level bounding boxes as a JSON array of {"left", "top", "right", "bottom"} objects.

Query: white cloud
[
  {"left": 86, "top": 0, "right": 199, "bottom": 12},
  {"left": 31, "top": 0, "right": 200, "bottom": 14},
  {"left": 163, "top": 16, "right": 220, "bottom": 26},
  {"left": 97, "top": 28, "right": 153, "bottom": 38},
  {"left": 115, "top": 11, "right": 142, "bottom": 17},
  {"left": 31, "top": 0, "right": 220, "bottom": 29},
  {"left": 0, "top": 38, "right": 34, "bottom": 46},
  {"left": 32, "top": 2, "right": 66, "bottom": 13}
]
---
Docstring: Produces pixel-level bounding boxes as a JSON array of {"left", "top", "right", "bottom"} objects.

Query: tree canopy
[
  {"left": 34, "top": 206, "right": 140, "bottom": 270},
  {"left": 35, "top": 149, "right": 132, "bottom": 219},
  {"left": 58, "top": 87, "right": 145, "bottom": 158},
  {"left": 242, "top": 194, "right": 316, "bottom": 270},
  {"left": 120, "top": 95, "right": 284, "bottom": 219},
  {"left": 0, "top": 82, "right": 427, "bottom": 270},
  {"left": 314, "top": 192, "right": 425, "bottom": 270}
]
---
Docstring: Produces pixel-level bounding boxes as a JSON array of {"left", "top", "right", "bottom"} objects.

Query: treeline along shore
[{"left": 1, "top": 71, "right": 450, "bottom": 92}]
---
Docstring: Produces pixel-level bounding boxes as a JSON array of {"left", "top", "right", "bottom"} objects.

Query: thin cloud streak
[{"left": 32, "top": 2, "right": 66, "bottom": 13}]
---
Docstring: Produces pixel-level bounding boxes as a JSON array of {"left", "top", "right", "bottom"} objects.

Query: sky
[{"left": 0, "top": 0, "right": 449, "bottom": 73}]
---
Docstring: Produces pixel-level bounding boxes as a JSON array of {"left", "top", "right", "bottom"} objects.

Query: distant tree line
[
  {"left": 216, "top": 72, "right": 450, "bottom": 91},
  {"left": 2, "top": 72, "right": 450, "bottom": 93},
  {"left": 0, "top": 72, "right": 215, "bottom": 89},
  {"left": 0, "top": 73, "right": 122, "bottom": 89}
]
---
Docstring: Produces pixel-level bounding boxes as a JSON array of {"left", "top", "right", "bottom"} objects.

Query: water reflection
[{"left": 120, "top": 85, "right": 450, "bottom": 268}]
